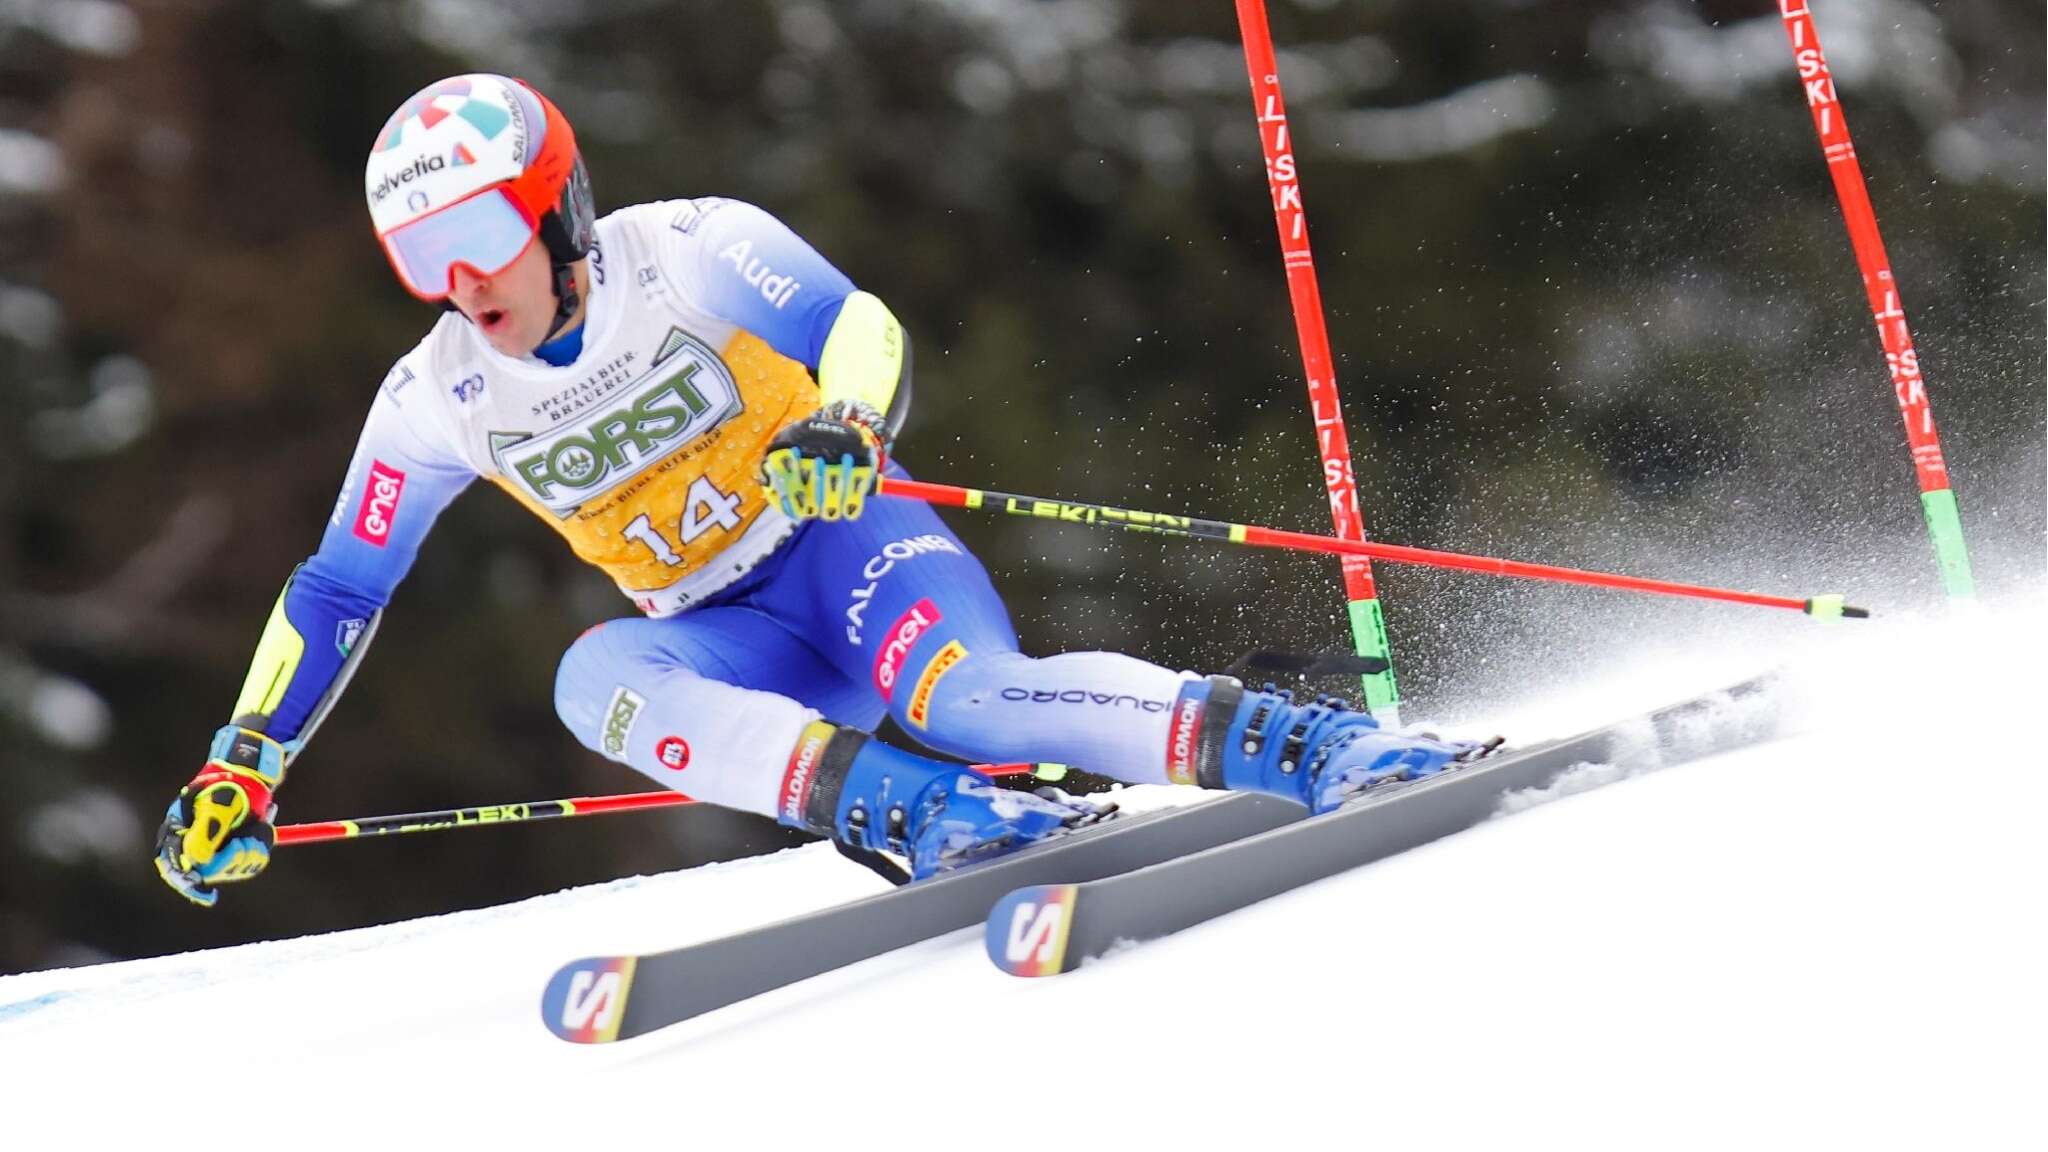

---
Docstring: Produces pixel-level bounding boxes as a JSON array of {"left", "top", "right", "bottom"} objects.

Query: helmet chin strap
[{"left": 542, "top": 261, "right": 582, "bottom": 342}]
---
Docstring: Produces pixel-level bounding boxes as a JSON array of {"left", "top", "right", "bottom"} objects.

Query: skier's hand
[
  {"left": 760, "top": 400, "right": 887, "bottom": 522},
  {"left": 154, "top": 725, "right": 287, "bottom": 907}
]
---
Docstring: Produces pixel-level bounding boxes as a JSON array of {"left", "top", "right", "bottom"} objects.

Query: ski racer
[{"left": 155, "top": 73, "right": 1483, "bottom": 905}]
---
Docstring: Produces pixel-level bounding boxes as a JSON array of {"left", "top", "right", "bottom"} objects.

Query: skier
[{"left": 155, "top": 74, "right": 1482, "bottom": 905}]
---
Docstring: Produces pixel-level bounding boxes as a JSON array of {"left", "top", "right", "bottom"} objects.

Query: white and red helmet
[{"left": 365, "top": 74, "right": 594, "bottom": 301}]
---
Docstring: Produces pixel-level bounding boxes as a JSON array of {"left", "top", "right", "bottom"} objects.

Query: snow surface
[{"left": 2, "top": 594, "right": 2041, "bottom": 1149}]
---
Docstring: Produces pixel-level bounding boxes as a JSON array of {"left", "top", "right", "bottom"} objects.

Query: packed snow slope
[{"left": 1, "top": 596, "right": 2039, "bottom": 1149}]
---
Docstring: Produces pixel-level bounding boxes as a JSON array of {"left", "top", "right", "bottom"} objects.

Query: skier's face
[{"left": 447, "top": 241, "right": 583, "bottom": 358}]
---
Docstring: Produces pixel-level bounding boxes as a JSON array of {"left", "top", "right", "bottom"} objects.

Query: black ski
[
  {"left": 540, "top": 789, "right": 1304, "bottom": 1042},
  {"left": 984, "top": 673, "right": 1782, "bottom": 977}
]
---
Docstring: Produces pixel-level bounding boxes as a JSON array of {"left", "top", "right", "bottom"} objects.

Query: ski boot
[
  {"left": 777, "top": 723, "right": 1108, "bottom": 880},
  {"left": 1171, "top": 676, "right": 1498, "bottom": 814}
]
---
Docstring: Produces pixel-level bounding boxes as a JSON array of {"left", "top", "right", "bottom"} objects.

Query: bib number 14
[{"left": 623, "top": 475, "right": 743, "bottom": 568}]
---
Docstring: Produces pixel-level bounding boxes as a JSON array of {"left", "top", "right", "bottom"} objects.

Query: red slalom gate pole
[
  {"left": 1235, "top": 0, "right": 1404, "bottom": 726},
  {"left": 1776, "top": 1, "right": 1975, "bottom": 599},
  {"left": 881, "top": 477, "right": 1868, "bottom": 619}
]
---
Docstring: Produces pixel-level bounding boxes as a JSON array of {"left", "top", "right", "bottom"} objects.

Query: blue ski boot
[
  {"left": 1169, "top": 676, "right": 1496, "bottom": 813},
  {"left": 776, "top": 723, "right": 1106, "bottom": 880}
]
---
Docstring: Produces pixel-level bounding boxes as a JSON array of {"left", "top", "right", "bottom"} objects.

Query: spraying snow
[{"left": 0, "top": 591, "right": 2039, "bottom": 1147}]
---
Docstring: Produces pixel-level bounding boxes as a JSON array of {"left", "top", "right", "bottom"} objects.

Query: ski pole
[
  {"left": 274, "top": 790, "right": 695, "bottom": 845},
  {"left": 1775, "top": 2, "right": 1974, "bottom": 599},
  {"left": 272, "top": 764, "right": 1069, "bottom": 847},
  {"left": 1235, "top": 0, "right": 1403, "bottom": 722},
  {"left": 879, "top": 476, "right": 1868, "bottom": 619}
]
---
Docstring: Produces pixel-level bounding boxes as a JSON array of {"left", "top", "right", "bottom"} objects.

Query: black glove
[{"left": 759, "top": 399, "right": 888, "bottom": 522}]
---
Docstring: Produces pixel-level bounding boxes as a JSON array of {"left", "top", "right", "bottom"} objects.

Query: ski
[
  {"left": 540, "top": 789, "right": 1305, "bottom": 1042},
  {"left": 985, "top": 673, "right": 1782, "bottom": 977}
]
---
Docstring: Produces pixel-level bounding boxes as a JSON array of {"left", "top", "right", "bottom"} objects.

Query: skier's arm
[
  {"left": 676, "top": 199, "right": 913, "bottom": 440},
  {"left": 235, "top": 386, "right": 475, "bottom": 746},
  {"left": 155, "top": 379, "right": 472, "bottom": 907}
]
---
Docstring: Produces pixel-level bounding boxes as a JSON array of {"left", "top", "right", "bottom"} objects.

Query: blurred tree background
[{"left": 0, "top": 0, "right": 2039, "bottom": 972}]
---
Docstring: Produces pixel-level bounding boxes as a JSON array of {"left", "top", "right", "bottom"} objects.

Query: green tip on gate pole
[
  {"left": 1920, "top": 489, "right": 1976, "bottom": 600},
  {"left": 1346, "top": 598, "right": 1401, "bottom": 717}
]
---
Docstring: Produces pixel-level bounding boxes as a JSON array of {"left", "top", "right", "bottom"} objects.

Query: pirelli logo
[{"left": 906, "top": 640, "right": 967, "bottom": 730}]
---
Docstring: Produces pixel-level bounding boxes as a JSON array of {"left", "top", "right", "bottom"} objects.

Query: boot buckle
[{"left": 1278, "top": 714, "right": 1314, "bottom": 775}]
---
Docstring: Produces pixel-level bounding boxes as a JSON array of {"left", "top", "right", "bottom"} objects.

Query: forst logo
[
  {"left": 352, "top": 461, "right": 407, "bottom": 547},
  {"left": 493, "top": 340, "right": 741, "bottom": 517},
  {"left": 370, "top": 154, "right": 447, "bottom": 203},
  {"left": 601, "top": 686, "right": 645, "bottom": 763},
  {"left": 509, "top": 372, "right": 709, "bottom": 501}
]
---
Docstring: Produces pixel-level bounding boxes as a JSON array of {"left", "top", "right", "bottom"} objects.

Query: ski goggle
[{"left": 377, "top": 185, "right": 539, "bottom": 301}]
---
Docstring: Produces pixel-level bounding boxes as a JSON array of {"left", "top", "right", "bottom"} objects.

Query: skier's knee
[{"left": 554, "top": 624, "right": 613, "bottom": 751}]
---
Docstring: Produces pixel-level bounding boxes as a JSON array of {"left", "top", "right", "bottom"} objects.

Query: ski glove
[
  {"left": 760, "top": 400, "right": 888, "bottom": 522},
  {"left": 154, "top": 725, "right": 287, "bottom": 907}
]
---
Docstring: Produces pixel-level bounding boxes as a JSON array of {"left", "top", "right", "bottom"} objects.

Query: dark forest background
[{"left": 1, "top": 0, "right": 2040, "bottom": 973}]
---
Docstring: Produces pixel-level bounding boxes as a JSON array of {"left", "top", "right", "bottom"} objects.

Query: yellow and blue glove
[
  {"left": 760, "top": 399, "right": 888, "bottom": 522},
  {"left": 154, "top": 725, "right": 287, "bottom": 907}
]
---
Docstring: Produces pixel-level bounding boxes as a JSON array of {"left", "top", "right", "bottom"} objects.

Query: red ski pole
[{"left": 881, "top": 476, "right": 1868, "bottom": 619}]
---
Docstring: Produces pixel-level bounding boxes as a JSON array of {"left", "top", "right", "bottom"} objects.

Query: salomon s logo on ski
[
  {"left": 542, "top": 956, "right": 638, "bottom": 1042},
  {"left": 985, "top": 885, "right": 1078, "bottom": 977}
]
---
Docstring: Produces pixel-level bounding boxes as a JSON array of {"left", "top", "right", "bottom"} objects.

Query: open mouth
[{"left": 477, "top": 307, "right": 510, "bottom": 335}]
